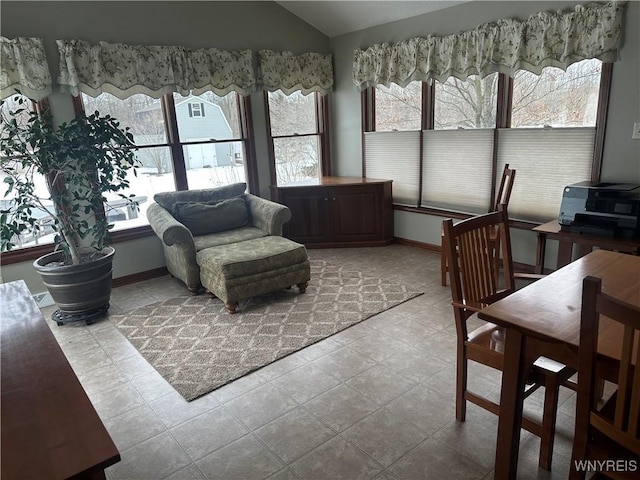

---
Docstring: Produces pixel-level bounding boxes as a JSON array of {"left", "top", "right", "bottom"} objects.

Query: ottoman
[{"left": 196, "top": 236, "right": 310, "bottom": 313}]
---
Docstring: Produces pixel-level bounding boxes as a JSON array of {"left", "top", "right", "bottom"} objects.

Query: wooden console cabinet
[{"left": 272, "top": 177, "right": 393, "bottom": 247}]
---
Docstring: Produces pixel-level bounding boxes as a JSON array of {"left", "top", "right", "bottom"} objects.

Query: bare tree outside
[
  {"left": 512, "top": 59, "right": 601, "bottom": 127},
  {"left": 268, "top": 91, "right": 320, "bottom": 185},
  {"left": 375, "top": 81, "right": 422, "bottom": 131},
  {"left": 373, "top": 59, "right": 601, "bottom": 131},
  {"left": 435, "top": 74, "right": 498, "bottom": 129}
]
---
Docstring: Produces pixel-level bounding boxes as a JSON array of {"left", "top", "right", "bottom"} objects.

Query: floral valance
[
  {"left": 353, "top": 1, "right": 625, "bottom": 91},
  {"left": 1, "top": 37, "right": 52, "bottom": 101},
  {"left": 57, "top": 39, "right": 256, "bottom": 99},
  {"left": 258, "top": 50, "right": 333, "bottom": 95}
]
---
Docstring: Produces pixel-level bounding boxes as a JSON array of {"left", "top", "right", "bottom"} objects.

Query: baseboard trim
[
  {"left": 393, "top": 237, "right": 440, "bottom": 253},
  {"left": 112, "top": 267, "right": 169, "bottom": 288}
]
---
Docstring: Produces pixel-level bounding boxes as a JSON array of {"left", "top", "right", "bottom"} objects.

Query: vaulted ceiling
[{"left": 275, "top": 1, "right": 469, "bottom": 37}]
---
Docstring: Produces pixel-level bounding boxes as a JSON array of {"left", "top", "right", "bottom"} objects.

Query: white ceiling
[{"left": 276, "top": 1, "right": 469, "bottom": 37}]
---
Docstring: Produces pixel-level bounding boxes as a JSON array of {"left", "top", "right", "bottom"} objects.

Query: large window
[
  {"left": 79, "top": 91, "right": 252, "bottom": 232},
  {"left": 0, "top": 91, "right": 254, "bottom": 257},
  {"left": 363, "top": 59, "right": 607, "bottom": 223},
  {"left": 265, "top": 91, "right": 329, "bottom": 186}
]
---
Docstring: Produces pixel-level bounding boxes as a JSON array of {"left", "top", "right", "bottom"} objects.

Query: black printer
[{"left": 558, "top": 181, "right": 640, "bottom": 238}]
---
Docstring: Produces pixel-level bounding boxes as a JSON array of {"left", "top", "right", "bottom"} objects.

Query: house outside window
[
  {"left": 363, "top": 59, "right": 606, "bottom": 223},
  {"left": 265, "top": 90, "right": 330, "bottom": 186}
]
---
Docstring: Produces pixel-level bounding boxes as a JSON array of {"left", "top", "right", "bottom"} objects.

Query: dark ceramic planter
[{"left": 33, "top": 246, "right": 115, "bottom": 325}]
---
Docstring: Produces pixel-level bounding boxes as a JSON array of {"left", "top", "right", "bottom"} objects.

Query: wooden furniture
[
  {"left": 477, "top": 250, "right": 640, "bottom": 479},
  {"left": 533, "top": 219, "right": 640, "bottom": 274},
  {"left": 569, "top": 276, "right": 640, "bottom": 480},
  {"left": 441, "top": 163, "right": 515, "bottom": 286},
  {"left": 1, "top": 280, "right": 120, "bottom": 480},
  {"left": 443, "top": 206, "right": 573, "bottom": 470},
  {"left": 271, "top": 176, "right": 393, "bottom": 247}
]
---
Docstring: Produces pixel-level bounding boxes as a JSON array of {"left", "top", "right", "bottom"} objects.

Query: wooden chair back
[
  {"left": 493, "top": 164, "right": 516, "bottom": 211},
  {"left": 443, "top": 205, "right": 515, "bottom": 337},
  {"left": 440, "top": 164, "right": 516, "bottom": 287},
  {"left": 571, "top": 275, "right": 640, "bottom": 476}
]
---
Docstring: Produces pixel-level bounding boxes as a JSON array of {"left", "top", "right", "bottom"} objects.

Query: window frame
[
  {"left": 263, "top": 90, "right": 331, "bottom": 187},
  {"left": 361, "top": 62, "right": 613, "bottom": 229},
  {"left": 1, "top": 91, "right": 259, "bottom": 265}
]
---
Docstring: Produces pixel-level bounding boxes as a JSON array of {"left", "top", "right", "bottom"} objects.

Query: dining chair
[
  {"left": 569, "top": 275, "right": 640, "bottom": 480},
  {"left": 443, "top": 205, "right": 575, "bottom": 470},
  {"left": 440, "top": 163, "right": 516, "bottom": 286}
]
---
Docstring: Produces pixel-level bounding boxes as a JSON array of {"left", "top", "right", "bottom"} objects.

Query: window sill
[
  {"left": 0, "top": 225, "right": 156, "bottom": 266},
  {"left": 393, "top": 204, "right": 540, "bottom": 230}
]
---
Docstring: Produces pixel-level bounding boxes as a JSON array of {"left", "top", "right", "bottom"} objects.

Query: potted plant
[{"left": 0, "top": 96, "right": 139, "bottom": 325}]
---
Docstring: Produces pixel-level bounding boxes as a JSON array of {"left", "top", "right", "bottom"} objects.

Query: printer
[{"left": 558, "top": 181, "right": 640, "bottom": 238}]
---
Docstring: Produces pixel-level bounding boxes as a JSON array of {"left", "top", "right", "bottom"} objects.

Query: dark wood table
[
  {"left": 1, "top": 280, "right": 120, "bottom": 479},
  {"left": 533, "top": 220, "right": 640, "bottom": 274},
  {"left": 478, "top": 250, "right": 640, "bottom": 479}
]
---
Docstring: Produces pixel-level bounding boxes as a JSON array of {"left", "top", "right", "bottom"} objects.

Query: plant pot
[{"left": 33, "top": 246, "right": 115, "bottom": 325}]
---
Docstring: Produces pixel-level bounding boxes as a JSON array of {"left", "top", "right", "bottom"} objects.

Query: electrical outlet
[{"left": 633, "top": 122, "right": 640, "bottom": 140}]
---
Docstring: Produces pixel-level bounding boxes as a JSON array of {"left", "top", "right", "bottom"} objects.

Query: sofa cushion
[
  {"left": 194, "top": 227, "right": 267, "bottom": 250},
  {"left": 174, "top": 197, "right": 249, "bottom": 236},
  {"left": 154, "top": 183, "right": 247, "bottom": 214}
]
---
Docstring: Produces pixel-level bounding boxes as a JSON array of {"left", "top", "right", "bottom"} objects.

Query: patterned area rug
[{"left": 110, "top": 260, "right": 423, "bottom": 401}]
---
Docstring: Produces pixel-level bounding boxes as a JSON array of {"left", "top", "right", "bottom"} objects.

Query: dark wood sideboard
[
  {"left": 271, "top": 176, "right": 393, "bottom": 247},
  {"left": 1, "top": 280, "right": 120, "bottom": 480}
]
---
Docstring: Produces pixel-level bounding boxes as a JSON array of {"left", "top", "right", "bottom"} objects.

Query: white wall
[
  {"left": 329, "top": 0, "right": 640, "bottom": 264},
  {"left": 0, "top": 0, "right": 330, "bottom": 293}
]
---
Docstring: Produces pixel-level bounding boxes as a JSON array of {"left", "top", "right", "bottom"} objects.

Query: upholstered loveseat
[{"left": 147, "top": 183, "right": 310, "bottom": 312}]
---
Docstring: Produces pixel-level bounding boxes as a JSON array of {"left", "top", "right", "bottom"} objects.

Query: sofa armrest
[
  {"left": 245, "top": 194, "right": 291, "bottom": 236},
  {"left": 147, "top": 203, "right": 195, "bottom": 249}
]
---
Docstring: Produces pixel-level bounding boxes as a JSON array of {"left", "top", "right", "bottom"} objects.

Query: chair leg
[
  {"left": 456, "top": 346, "right": 467, "bottom": 422},
  {"left": 441, "top": 249, "right": 448, "bottom": 286},
  {"left": 538, "top": 374, "right": 561, "bottom": 470},
  {"left": 225, "top": 301, "right": 238, "bottom": 314},
  {"left": 297, "top": 281, "right": 308, "bottom": 293}
]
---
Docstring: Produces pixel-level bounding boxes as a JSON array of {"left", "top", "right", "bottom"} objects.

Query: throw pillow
[
  {"left": 153, "top": 183, "right": 247, "bottom": 215},
  {"left": 174, "top": 197, "right": 249, "bottom": 236}
]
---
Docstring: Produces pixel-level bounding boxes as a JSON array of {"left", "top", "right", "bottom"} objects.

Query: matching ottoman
[{"left": 196, "top": 236, "right": 310, "bottom": 313}]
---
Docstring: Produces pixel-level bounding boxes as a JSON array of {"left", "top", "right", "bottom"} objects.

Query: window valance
[
  {"left": 258, "top": 50, "right": 333, "bottom": 95},
  {"left": 57, "top": 39, "right": 256, "bottom": 99},
  {"left": 1, "top": 37, "right": 52, "bottom": 101},
  {"left": 352, "top": 1, "right": 625, "bottom": 91}
]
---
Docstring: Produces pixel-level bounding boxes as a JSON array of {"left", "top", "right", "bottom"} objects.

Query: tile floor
[{"left": 41, "top": 244, "right": 579, "bottom": 480}]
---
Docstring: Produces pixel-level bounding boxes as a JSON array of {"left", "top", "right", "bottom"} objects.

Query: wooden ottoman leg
[
  {"left": 297, "top": 281, "right": 308, "bottom": 294},
  {"left": 225, "top": 301, "right": 238, "bottom": 314}
]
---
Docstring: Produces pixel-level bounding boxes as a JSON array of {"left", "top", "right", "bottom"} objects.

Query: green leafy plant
[{"left": 0, "top": 97, "right": 139, "bottom": 265}]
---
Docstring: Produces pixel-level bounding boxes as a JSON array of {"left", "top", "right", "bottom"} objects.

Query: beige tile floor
[{"left": 41, "top": 244, "right": 579, "bottom": 480}]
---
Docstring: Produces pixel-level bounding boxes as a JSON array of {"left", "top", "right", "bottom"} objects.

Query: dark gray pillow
[
  {"left": 174, "top": 197, "right": 249, "bottom": 236},
  {"left": 153, "top": 183, "right": 247, "bottom": 215}
]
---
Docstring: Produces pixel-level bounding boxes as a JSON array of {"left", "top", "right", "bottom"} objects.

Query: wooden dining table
[{"left": 477, "top": 249, "right": 640, "bottom": 479}]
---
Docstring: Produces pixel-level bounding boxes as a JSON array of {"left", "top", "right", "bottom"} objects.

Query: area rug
[{"left": 110, "top": 260, "right": 423, "bottom": 401}]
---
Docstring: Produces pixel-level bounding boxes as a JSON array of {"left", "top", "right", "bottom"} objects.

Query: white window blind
[
  {"left": 364, "top": 131, "right": 421, "bottom": 205},
  {"left": 497, "top": 128, "right": 595, "bottom": 223},
  {"left": 421, "top": 129, "right": 494, "bottom": 214}
]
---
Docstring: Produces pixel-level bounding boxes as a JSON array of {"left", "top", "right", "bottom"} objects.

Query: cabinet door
[
  {"left": 280, "top": 187, "right": 332, "bottom": 244},
  {"left": 331, "top": 185, "right": 381, "bottom": 242}
]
